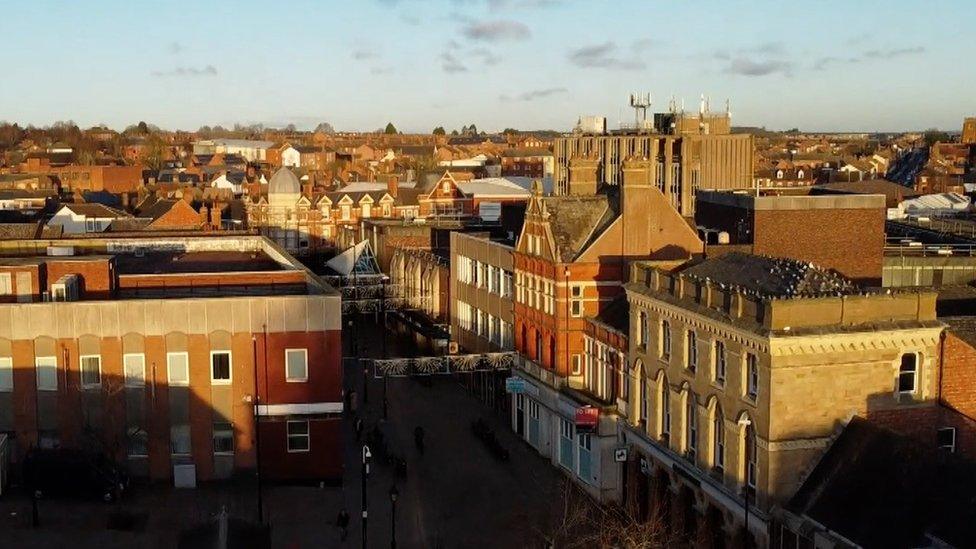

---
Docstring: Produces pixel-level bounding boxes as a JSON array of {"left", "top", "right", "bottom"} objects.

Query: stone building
[
  {"left": 621, "top": 253, "right": 942, "bottom": 547},
  {"left": 553, "top": 132, "right": 753, "bottom": 216},
  {"left": 0, "top": 234, "right": 343, "bottom": 483}
]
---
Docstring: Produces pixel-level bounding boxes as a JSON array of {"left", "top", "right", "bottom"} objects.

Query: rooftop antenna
[
  {"left": 629, "top": 92, "right": 652, "bottom": 132},
  {"left": 668, "top": 95, "right": 677, "bottom": 114},
  {"left": 726, "top": 98, "right": 732, "bottom": 117},
  {"left": 699, "top": 93, "right": 706, "bottom": 116}
]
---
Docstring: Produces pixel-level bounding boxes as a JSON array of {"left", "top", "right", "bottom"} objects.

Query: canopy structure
[{"left": 324, "top": 239, "right": 380, "bottom": 277}]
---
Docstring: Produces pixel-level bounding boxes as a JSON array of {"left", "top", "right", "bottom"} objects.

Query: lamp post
[
  {"left": 382, "top": 275, "right": 389, "bottom": 419},
  {"left": 738, "top": 416, "right": 753, "bottom": 549},
  {"left": 252, "top": 335, "right": 263, "bottom": 524},
  {"left": 389, "top": 484, "right": 399, "bottom": 549},
  {"left": 362, "top": 445, "right": 372, "bottom": 549}
]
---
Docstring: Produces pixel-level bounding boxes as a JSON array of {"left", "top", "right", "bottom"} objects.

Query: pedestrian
[
  {"left": 349, "top": 390, "right": 358, "bottom": 414},
  {"left": 336, "top": 508, "right": 350, "bottom": 541},
  {"left": 355, "top": 417, "right": 363, "bottom": 441}
]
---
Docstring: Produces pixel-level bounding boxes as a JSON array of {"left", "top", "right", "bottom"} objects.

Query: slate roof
[
  {"left": 941, "top": 315, "right": 976, "bottom": 348},
  {"left": 589, "top": 296, "right": 630, "bottom": 336},
  {"left": 62, "top": 203, "right": 131, "bottom": 219},
  {"left": 813, "top": 179, "right": 918, "bottom": 203},
  {"left": 543, "top": 193, "right": 618, "bottom": 262},
  {"left": 787, "top": 417, "right": 976, "bottom": 549},
  {"left": 680, "top": 252, "right": 858, "bottom": 298}
]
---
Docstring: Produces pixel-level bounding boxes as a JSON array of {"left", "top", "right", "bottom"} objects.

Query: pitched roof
[
  {"left": 457, "top": 177, "right": 532, "bottom": 198},
  {"left": 543, "top": 193, "right": 617, "bottom": 262},
  {"left": 61, "top": 203, "right": 131, "bottom": 219},
  {"left": 787, "top": 417, "right": 976, "bottom": 548},
  {"left": 681, "top": 252, "right": 858, "bottom": 298}
]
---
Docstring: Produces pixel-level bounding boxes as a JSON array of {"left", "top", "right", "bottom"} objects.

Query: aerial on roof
[{"left": 681, "top": 252, "right": 858, "bottom": 298}]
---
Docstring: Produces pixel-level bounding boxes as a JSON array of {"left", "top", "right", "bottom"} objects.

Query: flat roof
[
  {"left": 115, "top": 251, "right": 283, "bottom": 275},
  {"left": 696, "top": 189, "right": 886, "bottom": 211}
]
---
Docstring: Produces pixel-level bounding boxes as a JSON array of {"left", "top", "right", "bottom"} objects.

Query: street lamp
[
  {"left": 389, "top": 484, "right": 399, "bottom": 549},
  {"left": 362, "top": 445, "right": 372, "bottom": 549}
]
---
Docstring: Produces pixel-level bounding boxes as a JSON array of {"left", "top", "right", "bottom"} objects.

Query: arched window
[
  {"left": 686, "top": 330, "right": 698, "bottom": 372},
  {"left": 745, "top": 421, "right": 757, "bottom": 492},
  {"left": 660, "top": 320, "right": 672, "bottom": 359},
  {"left": 745, "top": 352, "right": 759, "bottom": 401},
  {"left": 636, "top": 360, "right": 648, "bottom": 426},
  {"left": 685, "top": 391, "right": 698, "bottom": 461},
  {"left": 660, "top": 376, "right": 671, "bottom": 441},
  {"left": 639, "top": 311, "right": 649, "bottom": 350},
  {"left": 713, "top": 404, "right": 725, "bottom": 474},
  {"left": 535, "top": 330, "right": 542, "bottom": 362}
]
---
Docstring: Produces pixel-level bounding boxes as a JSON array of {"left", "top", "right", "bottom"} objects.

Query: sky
[{"left": 0, "top": 0, "right": 973, "bottom": 133}]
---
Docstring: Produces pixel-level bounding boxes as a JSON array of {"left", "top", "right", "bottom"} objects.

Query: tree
[
  {"left": 315, "top": 122, "right": 336, "bottom": 134},
  {"left": 432, "top": 126, "right": 446, "bottom": 135},
  {"left": 384, "top": 122, "right": 398, "bottom": 135},
  {"left": 451, "top": 130, "right": 459, "bottom": 136},
  {"left": 143, "top": 134, "right": 168, "bottom": 171},
  {"left": 137, "top": 121, "right": 150, "bottom": 134},
  {"left": 539, "top": 480, "right": 673, "bottom": 549},
  {"left": 923, "top": 128, "right": 950, "bottom": 147},
  {"left": 503, "top": 128, "right": 518, "bottom": 135}
]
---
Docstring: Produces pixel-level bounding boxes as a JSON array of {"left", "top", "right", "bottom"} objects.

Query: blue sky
[{"left": 0, "top": 0, "right": 973, "bottom": 133}]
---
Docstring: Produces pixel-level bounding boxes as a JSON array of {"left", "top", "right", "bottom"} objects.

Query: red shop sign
[{"left": 575, "top": 406, "right": 599, "bottom": 432}]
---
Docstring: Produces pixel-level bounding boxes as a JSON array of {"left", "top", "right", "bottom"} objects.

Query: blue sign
[{"left": 505, "top": 377, "right": 527, "bottom": 394}]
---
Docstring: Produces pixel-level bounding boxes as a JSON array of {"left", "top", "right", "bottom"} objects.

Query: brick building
[
  {"left": 695, "top": 190, "right": 886, "bottom": 286},
  {"left": 508, "top": 164, "right": 701, "bottom": 500},
  {"left": 0, "top": 234, "right": 343, "bottom": 483},
  {"left": 500, "top": 148, "right": 553, "bottom": 180},
  {"left": 962, "top": 116, "right": 976, "bottom": 145}
]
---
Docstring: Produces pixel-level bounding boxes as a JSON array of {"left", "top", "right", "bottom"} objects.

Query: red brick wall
[
  {"left": 148, "top": 201, "right": 203, "bottom": 230},
  {"left": 942, "top": 332, "right": 976, "bottom": 420},
  {"left": 752, "top": 208, "right": 884, "bottom": 284},
  {"left": 46, "top": 258, "right": 114, "bottom": 299}
]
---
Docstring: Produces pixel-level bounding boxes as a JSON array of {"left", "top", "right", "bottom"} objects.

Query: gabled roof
[
  {"left": 60, "top": 203, "right": 131, "bottom": 219},
  {"left": 542, "top": 193, "right": 617, "bottom": 262}
]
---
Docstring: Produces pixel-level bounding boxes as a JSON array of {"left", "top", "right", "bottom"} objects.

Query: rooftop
[
  {"left": 543, "top": 193, "right": 617, "bottom": 262},
  {"left": 680, "top": 252, "right": 858, "bottom": 298},
  {"left": 696, "top": 189, "right": 885, "bottom": 211},
  {"left": 115, "top": 251, "right": 282, "bottom": 275}
]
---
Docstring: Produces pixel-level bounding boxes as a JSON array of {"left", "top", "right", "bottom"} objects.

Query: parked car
[{"left": 23, "top": 448, "right": 128, "bottom": 502}]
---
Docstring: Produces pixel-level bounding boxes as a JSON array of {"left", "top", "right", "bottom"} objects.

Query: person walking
[
  {"left": 355, "top": 417, "right": 363, "bottom": 441},
  {"left": 336, "top": 508, "right": 350, "bottom": 541}
]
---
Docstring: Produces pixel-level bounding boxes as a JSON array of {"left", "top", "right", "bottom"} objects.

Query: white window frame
[
  {"left": 287, "top": 420, "right": 311, "bottom": 453},
  {"left": 0, "top": 273, "right": 11, "bottom": 295},
  {"left": 79, "top": 354, "right": 101, "bottom": 389},
  {"left": 167, "top": 352, "right": 190, "bottom": 386},
  {"left": 35, "top": 356, "right": 58, "bottom": 391},
  {"left": 210, "top": 350, "right": 232, "bottom": 384},
  {"left": 745, "top": 353, "right": 759, "bottom": 401},
  {"left": 898, "top": 352, "right": 918, "bottom": 395},
  {"left": 285, "top": 348, "right": 309, "bottom": 383},
  {"left": 123, "top": 353, "right": 146, "bottom": 388}
]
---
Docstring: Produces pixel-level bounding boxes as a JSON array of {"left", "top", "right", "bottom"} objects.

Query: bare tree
[{"left": 539, "top": 480, "right": 673, "bottom": 549}]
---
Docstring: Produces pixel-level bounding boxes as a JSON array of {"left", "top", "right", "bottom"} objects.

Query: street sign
[
  {"left": 505, "top": 377, "right": 527, "bottom": 394},
  {"left": 614, "top": 447, "right": 628, "bottom": 463},
  {"left": 575, "top": 406, "right": 599, "bottom": 432}
]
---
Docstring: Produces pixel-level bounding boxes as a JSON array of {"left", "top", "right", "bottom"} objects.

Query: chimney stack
[
  {"left": 210, "top": 202, "right": 222, "bottom": 229},
  {"left": 621, "top": 157, "right": 654, "bottom": 255},
  {"left": 567, "top": 157, "right": 599, "bottom": 195},
  {"left": 387, "top": 175, "right": 399, "bottom": 199}
]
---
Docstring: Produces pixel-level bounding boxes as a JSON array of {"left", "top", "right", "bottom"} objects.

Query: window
[
  {"left": 714, "top": 341, "right": 726, "bottom": 385},
  {"left": 661, "top": 320, "right": 672, "bottom": 360},
  {"left": 686, "top": 331, "right": 698, "bottom": 372},
  {"left": 86, "top": 219, "right": 98, "bottom": 232},
  {"left": 640, "top": 371, "right": 648, "bottom": 425},
  {"left": 213, "top": 422, "right": 234, "bottom": 454},
  {"left": 0, "top": 273, "right": 11, "bottom": 295},
  {"left": 571, "top": 285, "right": 583, "bottom": 317},
  {"left": 898, "top": 353, "right": 918, "bottom": 394},
  {"left": 285, "top": 349, "right": 308, "bottom": 382},
  {"left": 559, "top": 418, "right": 575, "bottom": 471},
  {"left": 168, "top": 352, "right": 189, "bottom": 386},
  {"left": 211, "top": 351, "right": 231, "bottom": 384},
  {"left": 746, "top": 353, "right": 759, "bottom": 400},
  {"left": 527, "top": 400, "right": 540, "bottom": 448},
  {"left": 0, "top": 357, "right": 11, "bottom": 392},
  {"left": 571, "top": 354, "right": 582, "bottom": 376},
  {"left": 660, "top": 380, "right": 671, "bottom": 440},
  {"left": 171, "top": 424, "right": 191, "bottom": 455},
  {"left": 123, "top": 354, "right": 145, "bottom": 388},
  {"left": 127, "top": 427, "right": 148, "bottom": 457},
  {"left": 287, "top": 420, "right": 310, "bottom": 452},
  {"left": 745, "top": 423, "right": 757, "bottom": 490},
  {"left": 577, "top": 433, "right": 592, "bottom": 484},
  {"left": 361, "top": 203, "right": 371, "bottom": 218},
  {"left": 340, "top": 205, "right": 350, "bottom": 220},
  {"left": 639, "top": 312, "right": 648, "bottom": 350},
  {"left": 80, "top": 355, "right": 101, "bottom": 388},
  {"left": 713, "top": 409, "right": 725, "bottom": 473},
  {"left": 685, "top": 393, "right": 698, "bottom": 460},
  {"left": 36, "top": 356, "right": 57, "bottom": 391},
  {"left": 937, "top": 427, "right": 956, "bottom": 453}
]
